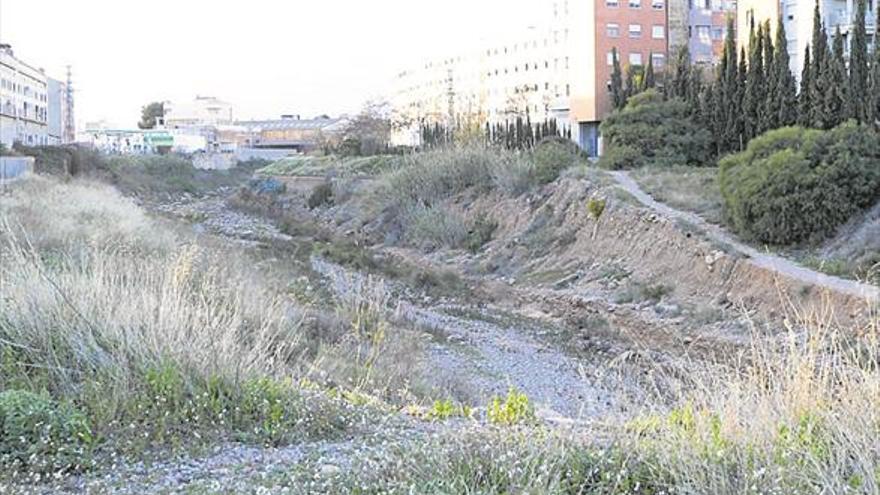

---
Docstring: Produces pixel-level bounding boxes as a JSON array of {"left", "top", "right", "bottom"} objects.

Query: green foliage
[
  {"left": 610, "top": 48, "right": 624, "bottom": 109},
  {"left": 719, "top": 123, "right": 880, "bottom": 245},
  {"left": 0, "top": 390, "right": 93, "bottom": 473},
  {"left": 138, "top": 102, "right": 165, "bottom": 130},
  {"left": 599, "top": 90, "right": 713, "bottom": 169},
  {"left": 465, "top": 213, "right": 499, "bottom": 254},
  {"left": 307, "top": 181, "right": 334, "bottom": 209},
  {"left": 587, "top": 197, "right": 607, "bottom": 221},
  {"left": 487, "top": 388, "right": 535, "bottom": 426},
  {"left": 848, "top": 0, "right": 870, "bottom": 123},
  {"left": 821, "top": 27, "right": 848, "bottom": 129},
  {"left": 530, "top": 139, "right": 581, "bottom": 184}
]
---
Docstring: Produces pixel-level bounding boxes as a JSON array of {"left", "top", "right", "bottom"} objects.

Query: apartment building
[
  {"left": 738, "top": 0, "right": 877, "bottom": 78},
  {"left": 0, "top": 44, "right": 50, "bottom": 148},
  {"left": 391, "top": 0, "right": 732, "bottom": 156}
]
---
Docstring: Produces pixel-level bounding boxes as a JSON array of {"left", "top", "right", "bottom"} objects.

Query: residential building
[
  {"left": 391, "top": 0, "right": 732, "bottom": 156},
  {"left": 47, "top": 78, "right": 70, "bottom": 145},
  {"left": 0, "top": 44, "right": 50, "bottom": 147},
  {"left": 738, "top": 0, "right": 877, "bottom": 78},
  {"left": 164, "top": 96, "right": 235, "bottom": 128}
]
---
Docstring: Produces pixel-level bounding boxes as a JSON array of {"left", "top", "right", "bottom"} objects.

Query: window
[
  {"left": 652, "top": 53, "right": 666, "bottom": 68},
  {"left": 607, "top": 51, "right": 617, "bottom": 65},
  {"left": 607, "top": 23, "right": 620, "bottom": 37},
  {"left": 606, "top": 0, "right": 619, "bottom": 7},
  {"left": 629, "top": 0, "right": 641, "bottom": 7},
  {"left": 711, "top": 26, "right": 724, "bottom": 40},
  {"left": 652, "top": 0, "right": 664, "bottom": 9},
  {"left": 629, "top": 52, "right": 643, "bottom": 65},
  {"left": 629, "top": 24, "right": 642, "bottom": 38},
  {"left": 652, "top": 25, "right": 665, "bottom": 39}
]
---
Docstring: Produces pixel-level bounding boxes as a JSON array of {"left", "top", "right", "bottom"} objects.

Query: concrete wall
[{"left": 0, "top": 156, "right": 35, "bottom": 181}]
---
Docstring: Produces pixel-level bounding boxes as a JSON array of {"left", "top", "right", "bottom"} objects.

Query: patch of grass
[
  {"left": 307, "top": 181, "right": 335, "bottom": 209},
  {"left": 631, "top": 166, "right": 723, "bottom": 224},
  {"left": 615, "top": 280, "right": 673, "bottom": 304},
  {"left": 465, "top": 213, "right": 499, "bottom": 254}
]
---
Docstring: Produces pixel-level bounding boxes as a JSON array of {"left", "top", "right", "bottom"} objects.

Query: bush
[
  {"left": 599, "top": 90, "right": 713, "bottom": 169},
  {"left": 0, "top": 390, "right": 92, "bottom": 473},
  {"left": 308, "top": 181, "right": 334, "bottom": 209},
  {"left": 530, "top": 139, "right": 581, "bottom": 184},
  {"left": 719, "top": 122, "right": 880, "bottom": 245},
  {"left": 465, "top": 213, "right": 499, "bottom": 254}
]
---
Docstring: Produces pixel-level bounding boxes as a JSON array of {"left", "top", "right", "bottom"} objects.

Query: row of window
[
  {"left": 607, "top": 51, "right": 666, "bottom": 68},
  {"left": 0, "top": 77, "right": 48, "bottom": 102},
  {"left": 606, "top": 23, "right": 665, "bottom": 39},
  {"left": 606, "top": 0, "right": 665, "bottom": 9},
  {"left": 1, "top": 99, "right": 48, "bottom": 122}
]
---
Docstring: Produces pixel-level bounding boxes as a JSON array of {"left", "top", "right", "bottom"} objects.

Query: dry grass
[{"left": 631, "top": 166, "right": 724, "bottom": 224}]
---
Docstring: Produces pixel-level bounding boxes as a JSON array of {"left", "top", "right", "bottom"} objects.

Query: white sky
[{"left": 0, "top": 0, "right": 549, "bottom": 128}]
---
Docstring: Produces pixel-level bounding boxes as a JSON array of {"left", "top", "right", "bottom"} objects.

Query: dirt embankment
[{"left": 309, "top": 174, "right": 874, "bottom": 328}]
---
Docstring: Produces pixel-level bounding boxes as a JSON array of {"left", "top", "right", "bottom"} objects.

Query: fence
[{"left": 0, "top": 156, "right": 34, "bottom": 182}]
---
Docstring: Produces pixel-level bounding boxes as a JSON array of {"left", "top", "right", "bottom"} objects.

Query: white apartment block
[
  {"left": 391, "top": 2, "right": 574, "bottom": 146},
  {"left": 0, "top": 44, "right": 50, "bottom": 148},
  {"left": 740, "top": 0, "right": 877, "bottom": 78}
]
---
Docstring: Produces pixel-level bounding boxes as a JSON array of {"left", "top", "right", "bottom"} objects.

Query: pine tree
[
  {"left": 848, "top": 0, "right": 870, "bottom": 122},
  {"left": 643, "top": 53, "right": 656, "bottom": 91},
  {"left": 610, "top": 48, "right": 624, "bottom": 109},
  {"left": 808, "top": 0, "right": 829, "bottom": 128},
  {"left": 822, "top": 27, "right": 847, "bottom": 128},
  {"left": 686, "top": 65, "right": 704, "bottom": 118},
  {"left": 744, "top": 22, "right": 765, "bottom": 141},
  {"left": 798, "top": 46, "right": 813, "bottom": 127},
  {"left": 773, "top": 17, "right": 798, "bottom": 127}
]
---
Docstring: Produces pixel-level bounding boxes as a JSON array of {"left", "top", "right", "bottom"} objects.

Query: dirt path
[{"left": 610, "top": 171, "right": 880, "bottom": 303}]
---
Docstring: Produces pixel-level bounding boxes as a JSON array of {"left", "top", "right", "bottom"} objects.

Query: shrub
[
  {"left": 587, "top": 197, "right": 607, "bottom": 220},
  {"left": 487, "top": 388, "right": 535, "bottom": 426},
  {"left": 719, "top": 122, "right": 880, "bottom": 245},
  {"left": 0, "top": 390, "right": 92, "bottom": 473},
  {"left": 402, "top": 204, "right": 469, "bottom": 250},
  {"left": 308, "top": 181, "right": 335, "bottom": 209},
  {"left": 530, "top": 139, "right": 581, "bottom": 184},
  {"left": 599, "top": 90, "right": 713, "bottom": 169},
  {"left": 465, "top": 213, "right": 499, "bottom": 253}
]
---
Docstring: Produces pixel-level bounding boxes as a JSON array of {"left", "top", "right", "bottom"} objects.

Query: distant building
[
  {"left": 164, "top": 96, "right": 235, "bottom": 128},
  {"left": 47, "top": 78, "right": 68, "bottom": 145},
  {"left": 0, "top": 44, "right": 50, "bottom": 147},
  {"left": 82, "top": 125, "right": 175, "bottom": 155},
  {"left": 738, "top": 0, "right": 877, "bottom": 79},
  {"left": 391, "top": 0, "right": 734, "bottom": 156},
  {"left": 236, "top": 115, "right": 348, "bottom": 153}
]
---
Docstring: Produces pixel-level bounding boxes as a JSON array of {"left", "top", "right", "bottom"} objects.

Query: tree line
[
  {"left": 420, "top": 116, "right": 571, "bottom": 150},
  {"left": 610, "top": 0, "right": 880, "bottom": 156}
]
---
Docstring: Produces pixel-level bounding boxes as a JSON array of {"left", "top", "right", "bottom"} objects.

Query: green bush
[
  {"left": 719, "top": 122, "right": 880, "bottom": 245},
  {"left": 465, "top": 213, "right": 499, "bottom": 253},
  {"left": 0, "top": 390, "right": 92, "bottom": 473},
  {"left": 599, "top": 90, "right": 713, "bottom": 169},
  {"left": 530, "top": 139, "right": 581, "bottom": 184},
  {"left": 308, "top": 181, "right": 335, "bottom": 209}
]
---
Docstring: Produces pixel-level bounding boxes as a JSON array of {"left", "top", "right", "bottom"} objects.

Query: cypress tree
[
  {"left": 687, "top": 65, "right": 704, "bottom": 118},
  {"left": 822, "top": 27, "right": 848, "bottom": 128},
  {"left": 736, "top": 49, "right": 748, "bottom": 149},
  {"left": 809, "top": 0, "right": 829, "bottom": 128},
  {"left": 759, "top": 21, "right": 776, "bottom": 133},
  {"left": 718, "top": 16, "right": 740, "bottom": 153},
  {"left": 610, "top": 48, "right": 624, "bottom": 109},
  {"left": 772, "top": 17, "right": 798, "bottom": 127},
  {"left": 848, "top": 0, "right": 869, "bottom": 122},
  {"left": 644, "top": 53, "right": 656, "bottom": 91},
  {"left": 870, "top": 3, "right": 880, "bottom": 128},
  {"left": 744, "top": 22, "right": 765, "bottom": 141},
  {"left": 798, "top": 46, "right": 813, "bottom": 127},
  {"left": 672, "top": 45, "right": 691, "bottom": 98}
]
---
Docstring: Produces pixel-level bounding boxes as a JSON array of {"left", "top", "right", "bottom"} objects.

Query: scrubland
[{"left": 1, "top": 147, "right": 878, "bottom": 494}]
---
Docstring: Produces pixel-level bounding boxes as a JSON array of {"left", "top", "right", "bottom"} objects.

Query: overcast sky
[{"left": 0, "top": 0, "right": 548, "bottom": 128}]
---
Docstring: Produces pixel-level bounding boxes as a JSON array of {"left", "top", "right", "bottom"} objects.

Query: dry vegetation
[{"left": 1, "top": 149, "right": 879, "bottom": 493}]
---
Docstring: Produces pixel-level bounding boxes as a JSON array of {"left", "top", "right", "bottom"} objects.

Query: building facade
[
  {"left": 391, "top": 0, "right": 733, "bottom": 156},
  {"left": 738, "top": 0, "right": 877, "bottom": 78},
  {"left": 0, "top": 44, "right": 50, "bottom": 147}
]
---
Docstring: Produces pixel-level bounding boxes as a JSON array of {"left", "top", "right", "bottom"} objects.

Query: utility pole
[{"left": 63, "top": 65, "right": 75, "bottom": 144}]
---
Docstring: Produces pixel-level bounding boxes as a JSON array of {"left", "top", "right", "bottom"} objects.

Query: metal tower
[{"left": 63, "top": 66, "right": 75, "bottom": 143}]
